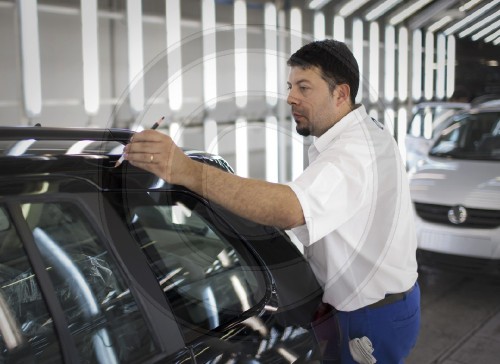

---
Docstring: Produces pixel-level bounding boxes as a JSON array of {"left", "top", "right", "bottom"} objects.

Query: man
[{"left": 122, "top": 39, "right": 420, "bottom": 363}]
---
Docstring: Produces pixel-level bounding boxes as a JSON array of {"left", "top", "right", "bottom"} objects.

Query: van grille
[{"left": 414, "top": 203, "right": 500, "bottom": 229}]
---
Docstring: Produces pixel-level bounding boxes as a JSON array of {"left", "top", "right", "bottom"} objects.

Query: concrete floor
[{"left": 407, "top": 266, "right": 500, "bottom": 363}]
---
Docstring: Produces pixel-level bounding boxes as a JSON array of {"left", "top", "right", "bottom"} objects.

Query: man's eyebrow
[{"left": 288, "top": 79, "right": 312, "bottom": 85}]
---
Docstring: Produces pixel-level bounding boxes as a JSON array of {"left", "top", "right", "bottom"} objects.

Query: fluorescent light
[
  {"left": 339, "top": 0, "right": 370, "bottom": 17},
  {"left": 485, "top": 29, "right": 500, "bottom": 42},
  {"left": 459, "top": 0, "right": 484, "bottom": 12},
  {"left": 333, "top": 15, "right": 345, "bottom": 42},
  {"left": 446, "top": 35, "right": 455, "bottom": 98},
  {"left": 235, "top": 118, "right": 248, "bottom": 177},
  {"left": 365, "top": 0, "right": 403, "bottom": 21},
  {"left": 412, "top": 30, "right": 422, "bottom": 101},
  {"left": 384, "top": 25, "right": 395, "bottom": 102},
  {"left": 18, "top": 0, "right": 42, "bottom": 118},
  {"left": 265, "top": 116, "right": 279, "bottom": 183},
  {"left": 314, "top": 11, "right": 325, "bottom": 40},
  {"left": 436, "top": 34, "right": 446, "bottom": 100},
  {"left": 290, "top": 7, "right": 302, "bottom": 52},
  {"left": 127, "top": 0, "right": 145, "bottom": 115},
  {"left": 471, "top": 19, "right": 500, "bottom": 41},
  {"left": 202, "top": 0, "right": 217, "bottom": 109},
  {"left": 234, "top": 0, "right": 247, "bottom": 108},
  {"left": 265, "top": 3, "right": 278, "bottom": 106},
  {"left": 204, "top": 118, "right": 218, "bottom": 155},
  {"left": 427, "top": 16, "right": 453, "bottom": 33},
  {"left": 81, "top": 0, "right": 100, "bottom": 115},
  {"left": 369, "top": 22, "right": 379, "bottom": 103},
  {"left": 494, "top": 37, "right": 500, "bottom": 45},
  {"left": 458, "top": 9, "right": 500, "bottom": 38},
  {"left": 353, "top": 19, "right": 363, "bottom": 103},
  {"left": 398, "top": 27, "right": 408, "bottom": 102},
  {"left": 444, "top": 0, "right": 500, "bottom": 35},
  {"left": 424, "top": 32, "right": 434, "bottom": 101},
  {"left": 308, "top": 0, "right": 332, "bottom": 9},
  {"left": 166, "top": 0, "right": 183, "bottom": 111},
  {"left": 389, "top": 0, "right": 433, "bottom": 26}
]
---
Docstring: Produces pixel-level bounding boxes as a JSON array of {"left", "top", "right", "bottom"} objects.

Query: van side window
[
  {"left": 126, "top": 192, "right": 267, "bottom": 342},
  {"left": 0, "top": 205, "right": 63, "bottom": 363},
  {"left": 22, "top": 201, "right": 158, "bottom": 363}
]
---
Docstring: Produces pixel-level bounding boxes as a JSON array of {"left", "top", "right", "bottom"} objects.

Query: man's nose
[{"left": 287, "top": 90, "right": 298, "bottom": 105}]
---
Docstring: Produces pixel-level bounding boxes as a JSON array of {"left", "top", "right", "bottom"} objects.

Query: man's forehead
[{"left": 288, "top": 65, "right": 323, "bottom": 82}]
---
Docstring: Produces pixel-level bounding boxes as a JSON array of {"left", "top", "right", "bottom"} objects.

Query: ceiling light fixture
[
  {"left": 459, "top": 0, "right": 484, "bottom": 12},
  {"left": 471, "top": 19, "right": 500, "bottom": 41},
  {"left": 389, "top": 0, "right": 433, "bottom": 26},
  {"left": 365, "top": 0, "right": 403, "bottom": 21},
  {"left": 444, "top": 0, "right": 499, "bottom": 35},
  {"left": 485, "top": 29, "right": 500, "bottom": 42},
  {"left": 427, "top": 16, "right": 453, "bottom": 33},
  {"left": 339, "top": 0, "right": 370, "bottom": 17},
  {"left": 493, "top": 37, "right": 500, "bottom": 45},
  {"left": 458, "top": 9, "right": 500, "bottom": 38},
  {"left": 308, "top": 0, "right": 332, "bottom": 10}
]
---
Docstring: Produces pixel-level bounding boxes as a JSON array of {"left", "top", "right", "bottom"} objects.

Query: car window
[
  {"left": 124, "top": 192, "right": 268, "bottom": 342},
  {"left": 430, "top": 112, "right": 500, "bottom": 161},
  {"left": 408, "top": 106, "right": 464, "bottom": 139},
  {"left": 21, "top": 201, "right": 158, "bottom": 363},
  {"left": 0, "top": 204, "right": 63, "bottom": 363}
]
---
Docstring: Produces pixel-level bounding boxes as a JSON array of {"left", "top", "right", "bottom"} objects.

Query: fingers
[
  {"left": 125, "top": 130, "right": 171, "bottom": 154},
  {"left": 122, "top": 130, "right": 177, "bottom": 179}
]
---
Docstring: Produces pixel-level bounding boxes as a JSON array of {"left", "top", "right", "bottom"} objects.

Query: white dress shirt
[{"left": 287, "top": 104, "right": 418, "bottom": 312}]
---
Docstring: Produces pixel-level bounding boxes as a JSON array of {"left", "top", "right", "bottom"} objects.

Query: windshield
[{"left": 429, "top": 111, "right": 500, "bottom": 161}]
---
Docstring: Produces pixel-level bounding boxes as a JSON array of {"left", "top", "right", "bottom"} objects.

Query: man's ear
[{"left": 336, "top": 84, "right": 351, "bottom": 106}]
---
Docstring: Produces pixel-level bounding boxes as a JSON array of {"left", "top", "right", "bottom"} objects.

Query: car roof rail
[{"left": 0, "top": 126, "right": 133, "bottom": 143}]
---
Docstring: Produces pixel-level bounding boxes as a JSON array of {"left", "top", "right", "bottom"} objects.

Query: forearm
[{"left": 183, "top": 160, "right": 305, "bottom": 229}]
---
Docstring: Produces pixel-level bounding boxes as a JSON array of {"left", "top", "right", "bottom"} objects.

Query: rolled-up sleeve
[{"left": 287, "top": 155, "right": 365, "bottom": 246}]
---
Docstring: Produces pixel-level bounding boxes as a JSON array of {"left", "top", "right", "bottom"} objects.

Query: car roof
[
  {"left": 413, "top": 101, "right": 470, "bottom": 110},
  {"left": 0, "top": 126, "right": 234, "bottom": 191}
]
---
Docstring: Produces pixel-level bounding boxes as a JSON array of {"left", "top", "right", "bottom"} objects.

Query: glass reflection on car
[
  {"left": 430, "top": 112, "right": 500, "bottom": 160},
  {"left": 22, "top": 202, "right": 158, "bottom": 363},
  {"left": 124, "top": 192, "right": 267, "bottom": 341}
]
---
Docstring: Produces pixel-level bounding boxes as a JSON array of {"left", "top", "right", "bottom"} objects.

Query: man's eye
[
  {"left": 300, "top": 86, "right": 308, "bottom": 91},
  {"left": 287, "top": 85, "right": 292, "bottom": 90}
]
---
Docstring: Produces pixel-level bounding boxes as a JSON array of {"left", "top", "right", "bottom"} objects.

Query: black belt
[{"left": 368, "top": 285, "right": 415, "bottom": 309}]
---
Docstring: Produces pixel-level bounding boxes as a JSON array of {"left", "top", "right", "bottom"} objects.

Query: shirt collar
[{"left": 312, "top": 104, "right": 368, "bottom": 153}]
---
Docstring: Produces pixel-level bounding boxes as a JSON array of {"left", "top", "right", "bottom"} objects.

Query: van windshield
[{"left": 429, "top": 111, "right": 500, "bottom": 161}]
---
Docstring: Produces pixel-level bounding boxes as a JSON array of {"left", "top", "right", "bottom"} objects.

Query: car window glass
[
  {"left": 0, "top": 205, "right": 62, "bottom": 363},
  {"left": 0, "top": 206, "right": 9, "bottom": 231},
  {"left": 22, "top": 201, "right": 158, "bottom": 363},
  {"left": 409, "top": 111, "right": 423, "bottom": 138},
  {"left": 430, "top": 112, "right": 500, "bottom": 160},
  {"left": 126, "top": 192, "right": 267, "bottom": 341}
]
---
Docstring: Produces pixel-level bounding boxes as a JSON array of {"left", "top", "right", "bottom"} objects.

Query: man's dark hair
[{"left": 287, "top": 39, "right": 359, "bottom": 105}]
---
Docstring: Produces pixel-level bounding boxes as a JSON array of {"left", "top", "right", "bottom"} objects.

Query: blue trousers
[{"left": 312, "top": 283, "right": 420, "bottom": 363}]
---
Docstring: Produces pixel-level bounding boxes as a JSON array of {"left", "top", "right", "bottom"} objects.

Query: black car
[{"left": 0, "top": 126, "right": 331, "bottom": 363}]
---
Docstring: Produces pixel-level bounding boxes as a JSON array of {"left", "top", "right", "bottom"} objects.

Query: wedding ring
[{"left": 150, "top": 154, "right": 154, "bottom": 163}]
